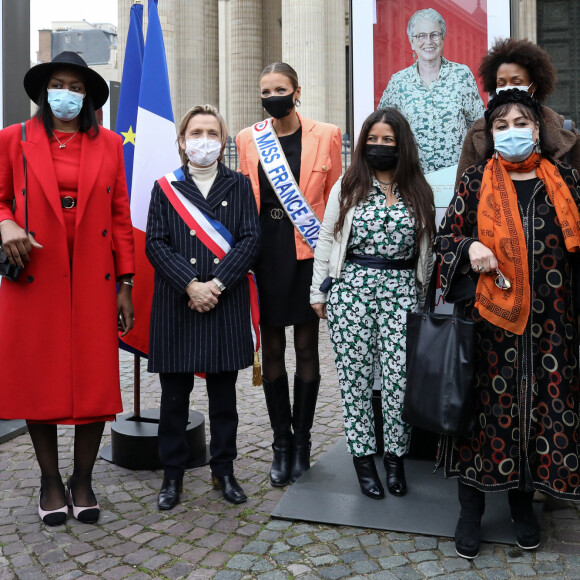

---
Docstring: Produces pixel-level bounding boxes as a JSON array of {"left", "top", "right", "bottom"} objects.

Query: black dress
[{"left": 255, "top": 128, "right": 318, "bottom": 327}]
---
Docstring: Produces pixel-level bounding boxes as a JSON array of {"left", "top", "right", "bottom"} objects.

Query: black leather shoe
[
  {"left": 157, "top": 478, "right": 182, "bottom": 511},
  {"left": 353, "top": 455, "right": 384, "bottom": 499},
  {"left": 383, "top": 452, "right": 407, "bottom": 497},
  {"left": 211, "top": 474, "right": 247, "bottom": 504},
  {"left": 455, "top": 515, "right": 481, "bottom": 559}
]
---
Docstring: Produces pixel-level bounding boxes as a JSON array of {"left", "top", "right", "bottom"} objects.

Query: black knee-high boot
[
  {"left": 455, "top": 480, "right": 485, "bottom": 559},
  {"left": 262, "top": 374, "right": 292, "bottom": 486},
  {"left": 290, "top": 374, "right": 320, "bottom": 483}
]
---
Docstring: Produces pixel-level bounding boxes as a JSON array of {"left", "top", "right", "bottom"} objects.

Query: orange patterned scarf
[{"left": 476, "top": 153, "right": 580, "bottom": 335}]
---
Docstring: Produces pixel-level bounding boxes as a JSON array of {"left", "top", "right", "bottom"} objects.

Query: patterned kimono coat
[{"left": 436, "top": 160, "right": 580, "bottom": 500}]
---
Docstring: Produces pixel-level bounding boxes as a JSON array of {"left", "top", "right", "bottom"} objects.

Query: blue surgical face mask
[
  {"left": 47, "top": 89, "right": 85, "bottom": 121},
  {"left": 493, "top": 127, "right": 535, "bottom": 162}
]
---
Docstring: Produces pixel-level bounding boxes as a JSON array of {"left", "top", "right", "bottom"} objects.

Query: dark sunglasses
[{"left": 495, "top": 268, "right": 511, "bottom": 290}]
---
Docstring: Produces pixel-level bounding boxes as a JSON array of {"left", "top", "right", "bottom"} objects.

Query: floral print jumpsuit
[{"left": 326, "top": 184, "right": 418, "bottom": 457}]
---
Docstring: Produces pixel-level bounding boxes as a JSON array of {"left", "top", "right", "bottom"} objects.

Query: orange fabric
[
  {"left": 476, "top": 153, "right": 580, "bottom": 334},
  {"left": 236, "top": 113, "right": 343, "bottom": 260}
]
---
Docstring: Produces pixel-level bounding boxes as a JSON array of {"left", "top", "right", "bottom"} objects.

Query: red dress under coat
[{"left": 0, "top": 118, "right": 135, "bottom": 422}]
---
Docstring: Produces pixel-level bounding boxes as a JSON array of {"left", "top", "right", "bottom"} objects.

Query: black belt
[
  {"left": 61, "top": 196, "right": 77, "bottom": 209},
  {"left": 346, "top": 253, "right": 415, "bottom": 270}
]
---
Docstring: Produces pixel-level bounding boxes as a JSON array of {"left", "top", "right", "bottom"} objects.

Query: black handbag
[
  {"left": 0, "top": 122, "right": 28, "bottom": 282},
  {"left": 402, "top": 265, "right": 476, "bottom": 436}
]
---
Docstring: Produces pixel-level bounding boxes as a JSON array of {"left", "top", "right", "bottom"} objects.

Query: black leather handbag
[
  {"left": 0, "top": 123, "right": 28, "bottom": 282},
  {"left": 402, "top": 265, "right": 476, "bottom": 436}
]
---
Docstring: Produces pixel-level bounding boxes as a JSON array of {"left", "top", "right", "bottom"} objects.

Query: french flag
[{"left": 119, "top": 0, "right": 180, "bottom": 356}]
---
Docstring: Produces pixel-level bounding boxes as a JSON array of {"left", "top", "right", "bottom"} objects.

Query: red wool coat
[{"left": 0, "top": 118, "right": 135, "bottom": 421}]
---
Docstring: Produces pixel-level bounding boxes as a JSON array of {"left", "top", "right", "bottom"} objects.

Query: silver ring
[{"left": 478, "top": 266, "right": 484, "bottom": 272}]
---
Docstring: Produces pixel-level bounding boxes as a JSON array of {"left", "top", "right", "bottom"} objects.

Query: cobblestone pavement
[{"left": 2, "top": 326, "right": 580, "bottom": 579}]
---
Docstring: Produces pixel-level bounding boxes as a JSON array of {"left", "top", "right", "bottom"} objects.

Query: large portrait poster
[{"left": 351, "top": 0, "right": 510, "bottom": 310}]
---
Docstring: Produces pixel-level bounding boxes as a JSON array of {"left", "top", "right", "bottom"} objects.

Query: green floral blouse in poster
[{"left": 378, "top": 57, "right": 484, "bottom": 174}]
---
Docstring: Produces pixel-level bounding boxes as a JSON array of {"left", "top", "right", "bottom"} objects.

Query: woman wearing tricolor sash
[
  {"left": 146, "top": 105, "right": 260, "bottom": 509},
  {"left": 236, "top": 62, "right": 343, "bottom": 486}
]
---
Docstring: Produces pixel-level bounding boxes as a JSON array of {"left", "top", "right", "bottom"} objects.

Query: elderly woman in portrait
[
  {"left": 456, "top": 37, "right": 580, "bottom": 184},
  {"left": 378, "top": 8, "right": 484, "bottom": 174},
  {"left": 437, "top": 89, "right": 580, "bottom": 559},
  {"left": 146, "top": 105, "right": 260, "bottom": 510}
]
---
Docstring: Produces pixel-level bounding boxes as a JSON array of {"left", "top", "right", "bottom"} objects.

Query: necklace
[
  {"left": 52, "top": 129, "right": 80, "bottom": 149},
  {"left": 377, "top": 180, "right": 393, "bottom": 192}
]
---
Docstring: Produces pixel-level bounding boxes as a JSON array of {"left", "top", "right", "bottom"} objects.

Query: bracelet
[{"left": 122, "top": 280, "right": 134, "bottom": 287}]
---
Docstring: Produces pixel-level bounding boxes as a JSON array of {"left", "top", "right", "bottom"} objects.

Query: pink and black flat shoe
[
  {"left": 38, "top": 492, "right": 68, "bottom": 526},
  {"left": 66, "top": 484, "right": 100, "bottom": 524}
]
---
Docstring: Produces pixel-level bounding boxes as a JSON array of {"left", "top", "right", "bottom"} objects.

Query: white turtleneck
[{"left": 188, "top": 161, "right": 218, "bottom": 198}]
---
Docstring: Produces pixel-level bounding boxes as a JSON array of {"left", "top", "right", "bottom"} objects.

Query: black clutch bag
[
  {"left": 402, "top": 265, "right": 476, "bottom": 436},
  {"left": 0, "top": 122, "right": 28, "bottom": 282}
]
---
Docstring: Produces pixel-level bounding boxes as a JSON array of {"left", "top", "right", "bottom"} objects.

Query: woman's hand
[
  {"left": 117, "top": 281, "right": 134, "bottom": 337},
  {"left": 186, "top": 280, "right": 221, "bottom": 313},
  {"left": 0, "top": 219, "right": 43, "bottom": 268},
  {"left": 312, "top": 303, "right": 327, "bottom": 319},
  {"left": 468, "top": 241, "right": 498, "bottom": 273}
]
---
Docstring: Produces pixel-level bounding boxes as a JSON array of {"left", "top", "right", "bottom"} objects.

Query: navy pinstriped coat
[{"left": 145, "top": 163, "right": 260, "bottom": 373}]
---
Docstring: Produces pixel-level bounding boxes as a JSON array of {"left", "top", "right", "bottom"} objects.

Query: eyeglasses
[
  {"left": 412, "top": 32, "right": 443, "bottom": 42},
  {"left": 495, "top": 268, "right": 511, "bottom": 290}
]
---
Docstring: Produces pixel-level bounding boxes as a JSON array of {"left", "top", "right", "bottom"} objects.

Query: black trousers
[{"left": 158, "top": 371, "right": 239, "bottom": 479}]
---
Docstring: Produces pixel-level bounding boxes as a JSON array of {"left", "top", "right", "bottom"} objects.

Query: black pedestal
[
  {"left": 0, "top": 419, "right": 27, "bottom": 444},
  {"left": 100, "top": 408, "right": 208, "bottom": 470}
]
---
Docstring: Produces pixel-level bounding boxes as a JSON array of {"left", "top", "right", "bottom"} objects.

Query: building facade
[{"left": 117, "top": 0, "right": 348, "bottom": 135}]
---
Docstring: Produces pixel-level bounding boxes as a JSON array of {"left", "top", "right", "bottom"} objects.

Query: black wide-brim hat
[{"left": 24, "top": 51, "right": 109, "bottom": 110}]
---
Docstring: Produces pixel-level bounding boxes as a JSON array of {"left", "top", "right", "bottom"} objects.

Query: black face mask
[
  {"left": 262, "top": 92, "right": 295, "bottom": 119},
  {"left": 365, "top": 144, "right": 398, "bottom": 171}
]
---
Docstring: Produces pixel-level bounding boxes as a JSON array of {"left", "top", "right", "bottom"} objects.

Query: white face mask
[
  {"left": 495, "top": 83, "right": 533, "bottom": 95},
  {"left": 184, "top": 137, "right": 221, "bottom": 166}
]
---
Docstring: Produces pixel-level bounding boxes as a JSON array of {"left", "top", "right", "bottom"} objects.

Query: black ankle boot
[
  {"left": 455, "top": 481, "right": 485, "bottom": 559},
  {"left": 263, "top": 374, "right": 292, "bottom": 487},
  {"left": 290, "top": 375, "right": 320, "bottom": 483},
  {"left": 353, "top": 455, "right": 385, "bottom": 499},
  {"left": 383, "top": 452, "right": 407, "bottom": 496},
  {"left": 455, "top": 515, "right": 481, "bottom": 559},
  {"left": 508, "top": 489, "right": 540, "bottom": 550}
]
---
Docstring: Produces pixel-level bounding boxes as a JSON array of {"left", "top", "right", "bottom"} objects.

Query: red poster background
[{"left": 374, "top": 0, "right": 489, "bottom": 108}]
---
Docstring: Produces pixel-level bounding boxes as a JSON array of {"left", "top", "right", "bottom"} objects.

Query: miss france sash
[
  {"left": 157, "top": 168, "right": 260, "bottom": 353},
  {"left": 251, "top": 118, "right": 321, "bottom": 250}
]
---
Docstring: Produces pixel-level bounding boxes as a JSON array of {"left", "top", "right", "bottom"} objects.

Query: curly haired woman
[{"left": 456, "top": 38, "right": 580, "bottom": 185}]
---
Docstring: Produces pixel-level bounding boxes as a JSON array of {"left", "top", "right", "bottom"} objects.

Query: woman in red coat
[{"left": 0, "top": 52, "right": 135, "bottom": 526}]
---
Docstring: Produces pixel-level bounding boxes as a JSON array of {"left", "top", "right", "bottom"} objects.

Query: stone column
[
  {"left": 230, "top": 0, "right": 263, "bottom": 135},
  {"left": 176, "top": 0, "right": 219, "bottom": 121},
  {"left": 515, "top": 0, "right": 537, "bottom": 41},
  {"left": 263, "top": 0, "right": 282, "bottom": 66},
  {"left": 218, "top": 0, "right": 232, "bottom": 126},
  {"left": 282, "top": 0, "right": 327, "bottom": 122},
  {"left": 324, "top": 0, "right": 346, "bottom": 131}
]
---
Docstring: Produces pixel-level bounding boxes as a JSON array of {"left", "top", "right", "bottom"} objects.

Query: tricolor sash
[
  {"left": 157, "top": 168, "right": 261, "bottom": 354},
  {"left": 251, "top": 118, "right": 321, "bottom": 250}
]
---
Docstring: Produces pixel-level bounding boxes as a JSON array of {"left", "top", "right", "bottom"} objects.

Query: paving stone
[
  {"left": 378, "top": 555, "right": 408, "bottom": 569},
  {"left": 408, "top": 550, "right": 437, "bottom": 563},
  {"left": 287, "top": 564, "right": 312, "bottom": 577},
  {"left": 473, "top": 555, "right": 505, "bottom": 569},
  {"left": 352, "top": 559, "right": 380, "bottom": 574},
  {"left": 226, "top": 554, "right": 259, "bottom": 571},
  {"left": 366, "top": 544, "right": 395, "bottom": 558},
  {"left": 480, "top": 569, "right": 510, "bottom": 580},
  {"left": 287, "top": 534, "right": 313, "bottom": 547},
  {"left": 272, "top": 551, "right": 302, "bottom": 565},
  {"left": 213, "top": 572, "right": 243, "bottom": 580},
  {"left": 311, "top": 554, "right": 341, "bottom": 566},
  {"left": 318, "top": 565, "right": 353, "bottom": 579},
  {"left": 340, "top": 550, "right": 366, "bottom": 563},
  {"left": 391, "top": 541, "right": 414, "bottom": 554},
  {"left": 241, "top": 540, "right": 270, "bottom": 554},
  {"left": 509, "top": 563, "right": 536, "bottom": 576},
  {"left": 257, "top": 572, "right": 289, "bottom": 580},
  {"left": 251, "top": 558, "right": 275, "bottom": 573},
  {"left": 391, "top": 567, "right": 423, "bottom": 580},
  {"left": 441, "top": 557, "right": 471, "bottom": 572},
  {"left": 416, "top": 561, "right": 446, "bottom": 577}
]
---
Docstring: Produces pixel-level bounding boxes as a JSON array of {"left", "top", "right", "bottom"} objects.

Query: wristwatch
[{"left": 214, "top": 278, "right": 226, "bottom": 292}]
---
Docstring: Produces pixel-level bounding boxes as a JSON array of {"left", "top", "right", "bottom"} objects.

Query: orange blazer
[{"left": 236, "top": 113, "right": 343, "bottom": 260}]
